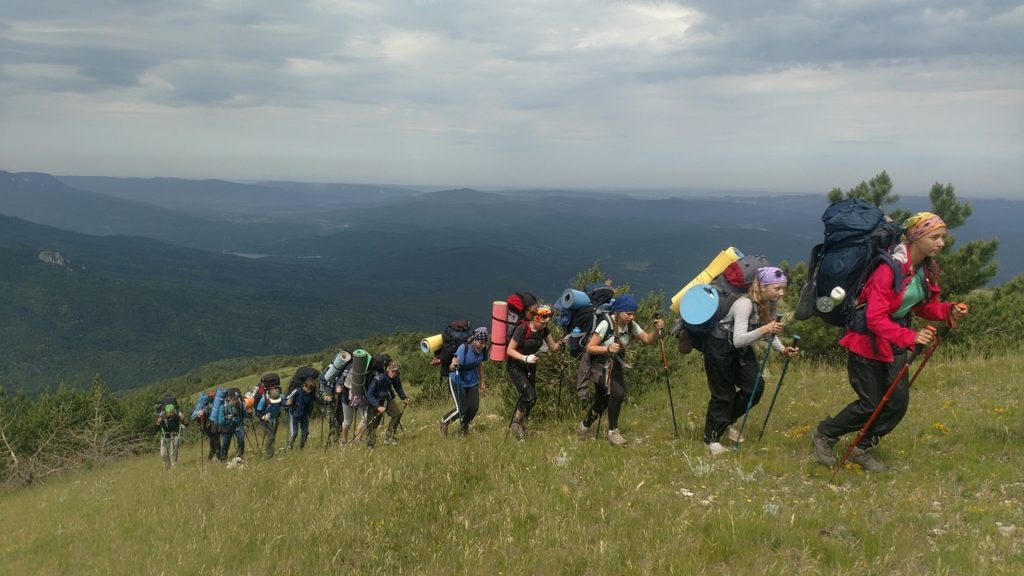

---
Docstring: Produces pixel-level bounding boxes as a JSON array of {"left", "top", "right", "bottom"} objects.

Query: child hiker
[
  {"left": 286, "top": 366, "right": 323, "bottom": 450},
  {"left": 701, "top": 267, "right": 798, "bottom": 455},
  {"left": 256, "top": 386, "right": 285, "bottom": 458},
  {"left": 365, "top": 359, "right": 410, "bottom": 447},
  {"left": 506, "top": 303, "right": 565, "bottom": 440},
  {"left": 812, "top": 212, "right": 967, "bottom": 472},
  {"left": 439, "top": 327, "right": 489, "bottom": 437},
  {"left": 576, "top": 294, "right": 664, "bottom": 446},
  {"left": 156, "top": 402, "right": 185, "bottom": 468}
]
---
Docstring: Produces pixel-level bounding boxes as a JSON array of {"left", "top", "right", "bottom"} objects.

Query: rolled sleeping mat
[
  {"left": 489, "top": 301, "right": 508, "bottom": 362},
  {"left": 420, "top": 333, "right": 443, "bottom": 354},
  {"left": 680, "top": 284, "right": 721, "bottom": 324},
  {"left": 344, "top": 349, "right": 371, "bottom": 396},
  {"left": 559, "top": 288, "right": 591, "bottom": 310},
  {"left": 322, "top": 349, "right": 353, "bottom": 383},
  {"left": 670, "top": 246, "right": 744, "bottom": 314}
]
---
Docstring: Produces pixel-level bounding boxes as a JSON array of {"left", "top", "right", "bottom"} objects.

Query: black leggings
[
  {"left": 506, "top": 362, "right": 538, "bottom": 416},
  {"left": 441, "top": 377, "right": 480, "bottom": 431},
  {"left": 583, "top": 359, "right": 626, "bottom": 430}
]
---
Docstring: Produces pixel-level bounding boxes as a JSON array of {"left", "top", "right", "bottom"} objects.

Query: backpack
[
  {"left": 795, "top": 198, "right": 905, "bottom": 327},
  {"left": 154, "top": 392, "right": 179, "bottom": 417},
  {"left": 672, "top": 254, "right": 770, "bottom": 353},
  {"left": 436, "top": 320, "right": 472, "bottom": 375},
  {"left": 556, "top": 285, "right": 616, "bottom": 359},
  {"left": 249, "top": 373, "right": 282, "bottom": 416},
  {"left": 490, "top": 292, "right": 537, "bottom": 361},
  {"left": 209, "top": 388, "right": 228, "bottom": 425}
]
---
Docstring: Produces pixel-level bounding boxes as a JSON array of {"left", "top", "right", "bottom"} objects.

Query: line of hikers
[{"left": 157, "top": 210, "right": 968, "bottom": 473}]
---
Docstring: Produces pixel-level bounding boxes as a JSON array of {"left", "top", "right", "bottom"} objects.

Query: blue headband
[{"left": 610, "top": 294, "right": 638, "bottom": 313}]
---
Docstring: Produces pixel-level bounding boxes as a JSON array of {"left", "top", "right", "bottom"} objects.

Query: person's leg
[
  {"left": 299, "top": 414, "right": 310, "bottom": 449},
  {"left": 703, "top": 351, "right": 737, "bottom": 443},
  {"left": 160, "top": 435, "right": 171, "bottom": 469},
  {"left": 460, "top": 386, "right": 480, "bottom": 434},
  {"left": 170, "top": 433, "right": 180, "bottom": 468}
]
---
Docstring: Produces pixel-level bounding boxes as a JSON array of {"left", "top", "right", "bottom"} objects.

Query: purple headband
[{"left": 757, "top": 267, "right": 788, "bottom": 287}]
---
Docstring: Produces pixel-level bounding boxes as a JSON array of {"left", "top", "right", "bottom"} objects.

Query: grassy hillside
[{"left": 3, "top": 349, "right": 1021, "bottom": 574}]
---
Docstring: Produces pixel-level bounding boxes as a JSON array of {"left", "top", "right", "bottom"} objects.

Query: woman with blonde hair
[{"left": 701, "top": 267, "right": 799, "bottom": 455}]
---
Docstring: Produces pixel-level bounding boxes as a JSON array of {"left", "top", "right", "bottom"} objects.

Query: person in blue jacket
[
  {"left": 365, "top": 359, "right": 409, "bottom": 447},
  {"left": 256, "top": 386, "right": 286, "bottom": 458},
  {"left": 438, "top": 327, "right": 488, "bottom": 437},
  {"left": 285, "top": 366, "right": 323, "bottom": 450},
  {"left": 219, "top": 389, "right": 245, "bottom": 461}
]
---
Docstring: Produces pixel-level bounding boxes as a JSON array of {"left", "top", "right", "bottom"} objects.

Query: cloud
[{"left": 0, "top": 0, "right": 1021, "bottom": 195}]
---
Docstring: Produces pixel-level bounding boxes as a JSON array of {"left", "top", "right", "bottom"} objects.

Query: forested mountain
[{"left": 2, "top": 170, "right": 1021, "bottom": 394}]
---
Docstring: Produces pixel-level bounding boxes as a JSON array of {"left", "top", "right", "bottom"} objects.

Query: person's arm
[
  {"left": 507, "top": 325, "right": 534, "bottom": 363},
  {"left": 394, "top": 376, "right": 408, "bottom": 402},
  {"left": 586, "top": 320, "right": 618, "bottom": 355},
  {"left": 863, "top": 265, "right": 920, "bottom": 349}
]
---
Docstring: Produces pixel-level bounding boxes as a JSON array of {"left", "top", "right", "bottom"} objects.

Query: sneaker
[
  {"left": 384, "top": 436, "right": 399, "bottom": 446},
  {"left": 707, "top": 442, "right": 730, "bottom": 456},
  {"left": 509, "top": 420, "right": 526, "bottom": 441},
  {"left": 811, "top": 428, "right": 838, "bottom": 467},
  {"left": 726, "top": 424, "right": 745, "bottom": 444},
  {"left": 606, "top": 429, "right": 628, "bottom": 447},
  {"left": 438, "top": 418, "right": 449, "bottom": 438},
  {"left": 576, "top": 420, "right": 594, "bottom": 440},
  {"left": 848, "top": 446, "right": 886, "bottom": 472}
]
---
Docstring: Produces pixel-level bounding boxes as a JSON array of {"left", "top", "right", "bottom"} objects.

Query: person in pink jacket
[{"left": 812, "top": 212, "right": 968, "bottom": 472}]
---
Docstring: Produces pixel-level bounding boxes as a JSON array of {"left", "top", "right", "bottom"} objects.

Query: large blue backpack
[{"left": 795, "top": 198, "right": 905, "bottom": 326}]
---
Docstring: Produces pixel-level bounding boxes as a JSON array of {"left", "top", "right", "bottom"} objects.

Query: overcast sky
[{"left": 1, "top": 1, "right": 1021, "bottom": 197}]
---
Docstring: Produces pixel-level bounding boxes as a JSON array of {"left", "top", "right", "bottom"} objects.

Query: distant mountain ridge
[{"left": 2, "top": 169, "right": 1021, "bottom": 394}]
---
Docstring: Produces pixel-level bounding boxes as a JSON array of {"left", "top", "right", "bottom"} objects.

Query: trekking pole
[
  {"left": 736, "top": 313, "right": 783, "bottom": 449},
  {"left": 654, "top": 313, "right": 679, "bottom": 438},
  {"left": 353, "top": 409, "right": 386, "bottom": 445},
  {"left": 557, "top": 344, "right": 565, "bottom": 416},
  {"left": 247, "top": 415, "right": 263, "bottom": 456},
  {"left": 831, "top": 325, "right": 940, "bottom": 481},
  {"left": 757, "top": 334, "right": 800, "bottom": 443},
  {"left": 908, "top": 327, "right": 948, "bottom": 387}
]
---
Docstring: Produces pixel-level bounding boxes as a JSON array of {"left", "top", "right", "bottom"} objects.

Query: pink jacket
[{"left": 839, "top": 249, "right": 952, "bottom": 362}]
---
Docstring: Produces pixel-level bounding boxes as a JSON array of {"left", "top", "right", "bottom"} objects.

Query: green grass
[{"left": 2, "top": 350, "right": 1022, "bottom": 575}]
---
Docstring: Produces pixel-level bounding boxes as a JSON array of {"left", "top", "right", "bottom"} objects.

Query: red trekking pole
[{"left": 831, "top": 325, "right": 943, "bottom": 481}]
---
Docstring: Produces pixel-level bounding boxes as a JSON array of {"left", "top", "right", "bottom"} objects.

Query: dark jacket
[
  {"left": 287, "top": 386, "right": 322, "bottom": 418},
  {"left": 366, "top": 372, "right": 407, "bottom": 409}
]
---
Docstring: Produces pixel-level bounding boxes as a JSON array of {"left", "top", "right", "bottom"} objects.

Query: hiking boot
[
  {"left": 576, "top": 420, "right": 594, "bottom": 440},
  {"left": 458, "top": 426, "right": 469, "bottom": 437},
  {"left": 438, "top": 418, "right": 449, "bottom": 438},
  {"left": 811, "top": 428, "right": 838, "bottom": 467},
  {"left": 509, "top": 420, "right": 526, "bottom": 441},
  {"left": 707, "top": 442, "right": 730, "bottom": 456},
  {"left": 848, "top": 446, "right": 886, "bottom": 472},
  {"left": 726, "top": 424, "right": 745, "bottom": 444},
  {"left": 606, "top": 429, "right": 628, "bottom": 447},
  {"left": 384, "top": 436, "right": 399, "bottom": 446}
]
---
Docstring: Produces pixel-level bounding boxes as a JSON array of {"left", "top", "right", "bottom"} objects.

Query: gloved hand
[
  {"left": 525, "top": 354, "right": 538, "bottom": 364},
  {"left": 262, "top": 414, "right": 271, "bottom": 422}
]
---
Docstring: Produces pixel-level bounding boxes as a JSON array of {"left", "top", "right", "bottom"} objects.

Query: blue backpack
[{"left": 796, "top": 198, "right": 905, "bottom": 326}]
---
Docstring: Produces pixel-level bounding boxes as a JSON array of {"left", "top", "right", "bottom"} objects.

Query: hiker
[
  {"left": 812, "top": 212, "right": 967, "bottom": 472},
  {"left": 190, "top": 391, "right": 220, "bottom": 462},
  {"left": 701, "top": 267, "right": 798, "bottom": 455},
  {"left": 439, "top": 327, "right": 489, "bottom": 437},
  {"left": 576, "top": 294, "right": 664, "bottom": 446},
  {"left": 256, "top": 386, "right": 286, "bottom": 458},
  {"left": 286, "top": 366, "right": 323, "bottom": 450},
  {"left": 505, "top": 303, "right": 565, "bottom": 440},
  {"left": 219, "top": 389, "right": 246, "bottom": 461},
  {"left": 156, "top": 402, "right": 185, "bottom": 469},
  {"left": 365, "top": 359, "right": 410, "bottom": 447}
]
